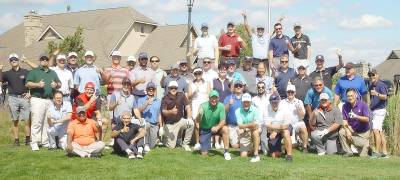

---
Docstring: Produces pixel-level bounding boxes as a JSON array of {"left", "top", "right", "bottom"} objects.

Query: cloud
[
  {"left": 0, "top": 13, "right": 22, "bottom": 32},
  {"left": 249, "top": 0, "right": 299, "bottom": 8},
  {"left": 338, "top": 14, "right": 393, "bottom": 30},
  {"left": 0, "top": 0, "right": 62, "bottom": 5}
]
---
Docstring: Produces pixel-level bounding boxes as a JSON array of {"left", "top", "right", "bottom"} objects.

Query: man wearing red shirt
[
  {"left": 219, "top": 22, "right": 247, "bottom": 67},
  {"left": 72, "top": 82, "right": 109, "bottom": 140}
]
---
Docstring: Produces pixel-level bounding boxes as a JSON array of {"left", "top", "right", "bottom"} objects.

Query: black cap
[
  {"left": 227, "top": 21, "right": 235, "bottom": 26},
  {"left": 39, "top": 53, "right": 49, "bottom": 60},
  {"left": 146, "top": 82, "right": 156, "bottom": 89}
]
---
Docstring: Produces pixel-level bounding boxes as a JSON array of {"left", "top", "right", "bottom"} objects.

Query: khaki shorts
[
  {"left": 228, "top": 125, "right": 239, "bottom": 146},
  {"left": 239, "top": 130, "right": 253, "bottom": 152}
]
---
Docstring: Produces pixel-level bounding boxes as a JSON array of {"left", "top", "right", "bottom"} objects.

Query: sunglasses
[
  {"left": 203, "top": 61, "right": 211, "bottom": 64},
  {"left": 150, "top": 60, "right": 160, "bottom": 63},
  {"left": 287, "top": 91, "right": 295, "bottom": 94},
  {"left": 234, "top": 84, "right": 243, "bottom": 88},
  {"left": 368, "top": 73, "right": 376, "bottom": 77},
  {"left": 314, "top": 84, "right": 323, "bottom": 87},
  {"left": 194, "top": 72, "right": 202, "bottom": 76},
  {"left": 139, "top": 58, "right": 148, "bottom": 61},
  {"left": 40, "top": 59, "right": 49, "bottom": 62},
  {"left": 9, "top": 59, "right": 19, "bottom": 62},
  {"left": 147, "top": 88, "right": 155, "bottom": 91},
  {"left": 280, "top": 61, "right": 288, "bottom": 64},
  {"left": 257, "top": 86, "right": 265, "bottom": 89},
  {"left": 275, "top": 27, "right": 282, "bottom": 30},
  {"left": 169, "top": 87, "right": 178, "bottom": 90},
  {"left": 180, "top": 63, "right": 187, "bottom": 66}
]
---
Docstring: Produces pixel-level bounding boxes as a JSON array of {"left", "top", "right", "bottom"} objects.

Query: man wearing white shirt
[
  {"left": 190, "top": 23, "right": 219, "bottom": 68},
  {"left": 252, "top": 81, "right": 271, "bottom": 155},
  {"left": 202, "top": 58, "right": 218, "bottom": 88},
  {"left": 280, "top": 84, "right": 308, "bottom": 152},
  {"left": 264, "top": 93, "right": 293, "bottom": 161},
  {"left": 51, "top": 54, "right": 74, "bottom": 102},
  {"left": 243, "top": 12, "right": 269, "bottom": 67}
]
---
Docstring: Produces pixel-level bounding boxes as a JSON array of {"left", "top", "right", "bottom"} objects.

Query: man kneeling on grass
[
  {"left": 195, "top": 90, "right": 232, "bottom": 160},
  {"left": 111, "top": 111, "right": 146, "bottom": 159},
  {"left": 66, "top": 106, "right": 105, "bottom": 158},
  {"left": 264, "top": 93, "right": 293, "bottom": 162},
  {"left": 236, "top": 93, "right": 262, "bottom": 162}
]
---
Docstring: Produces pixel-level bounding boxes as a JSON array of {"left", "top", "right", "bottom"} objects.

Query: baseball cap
[
  {"left": 127, "top": 56, "right": 136, "bottom": 62},
  {"left": 243, "top": 56, "right": 252, "bottom": 61},
  {"left": 39, "top": 53, "right": 49, "bottom": 60},
  {"left": 345, "top": 62, "right": 355, "bottom": 69},
  {"left": 146, "top": 82, "right": 156, "bottom": 89},
  {"left": 226, "top": 59, "right": 235, "bottom": 65},
  {"left": 179, "top": 59, "right": 188, "bottom": 64},
  {"left": 286, "top": 84, "right": 296, "bottom": 92},
  {"left": 84, "top": 82, "right": 95, "bottom": 89},
  {"left": 227, "top": 21, "right": 235, "bottom": 26},
  {"left": 242, "top": 93, "right": 252, "bottom": 102},
  {"left": 319, "top": 93, "right": 330, "bottom": 100},
  {"left": 315, "top": 55, "right": 324, "bottom": 61},
  {"left": 256, "top": 25, "right": 264, "bottom": 29},
  {"left": 298, "top": 65, "right": 306, "bottom": 69},
  {"left": 269, "top": 93, "right": 281, "bottom": 103},
  {"left": 84, "top": 51, "right": 94, "bottom": 57},
  {"left": 209, "top": 90, "right": 219, "bottom": 97},
  {"left": 76, "top": 106, "right": 86, "bottom": 114},
  {"left": 293, "top": 22, "right": 301, "bottom": 28},
  {"left": 68, "top": 52, "right": 78, "bottom": 58},
  {"left": 193, "top": 67, "right": 203, "bottom": 73},
  {"left": 138, "top": 52, "right": 148, "bottom": 60},
  {"left": 234, "top": 79, "right": 244, "bottom": 85},
  {"left": 201, "top": 23, "right": 209, "bottom": 28},
  {"left": 56, "top": 54, "right": 66, "bottom": 60},
  {"left": 170, "top": 63, "right": 179, "bottom": 70},
  {"left": 111, "top": 51, "right": 121, "bottom": 57},
  {"left": 8, "top": 53, "right": 19, "bottom": 60},
  {"left": 168, "top": 81, "right": 179, "bottom": 88},
  {"left": 122, "top": 78, "right": 131, "bottom": 85}
]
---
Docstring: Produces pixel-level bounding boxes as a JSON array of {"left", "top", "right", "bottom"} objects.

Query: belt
[{"left": 9, "top": 94, "right": 25, "bottom": 98}]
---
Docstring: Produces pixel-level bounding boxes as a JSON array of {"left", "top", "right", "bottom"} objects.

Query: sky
[{"left": 0, "top": 0, "right": 398, "bottom": 68}]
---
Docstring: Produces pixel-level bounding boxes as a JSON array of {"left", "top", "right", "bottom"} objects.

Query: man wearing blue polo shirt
[
  {"left": 223, "top": 80, "right": 244, "bottom": 148},
  {"left": 304, "top": 77, "right": 333, "bottom": 124},
  {"left": 274, "top": 55, "right": 296, "bottom": 99},
  {"left": 334, "top": 62, "right": 368, "bottom": 109},
  {"left": 134, "top": 82, "right": 162, "bottom": 152},
  {"left": 73, "top": 51, "right": 103, "bottom": 94}
]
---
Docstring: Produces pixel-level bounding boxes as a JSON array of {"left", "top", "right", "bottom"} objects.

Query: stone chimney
[{"left": 24, "top": 10, "right": 42, "bottom": 47}]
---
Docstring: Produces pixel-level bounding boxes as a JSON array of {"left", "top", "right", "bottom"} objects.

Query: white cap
[
  {"left": 56, "top": 54, "right": 66, "bottom": 60},
  {"left": 286, "top": 84, "right": 296, "bottom": 92},
  {"left": 111, "top": 51, "right": 121, "bottom": 57},
  {"left": 193, "top": 67, "right": 203, "bottom": 73},
  {"left": 9, "top": 53, "right": 19, "bottom": 59},
  {"left": 242, "top": 93, "right": 252, "bottom": 102},
  {"left": 168, "top": 81, "right": 179, "bottom": 88},
  {"left": 68, "top": 52, "right": 78, "bottom": 58},
  {"left": 319, "top": 93, "right": 330, "bottom": 100},
  {"left": 127, "top": 56, "right": 136, "bottom": 62},
  {"left": 84, "top": 50, "right": 94, "bottom": 57}
]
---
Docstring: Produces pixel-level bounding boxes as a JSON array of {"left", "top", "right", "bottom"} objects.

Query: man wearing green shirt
[
  {"left": 196, "top": 90, "right": 231, "bottom": 160},
  {"left": 235, "top": 93, "right": 261, "bottom": 162},
  {"left": 26, "top": 54, "right": 61, "bottom": 151}
]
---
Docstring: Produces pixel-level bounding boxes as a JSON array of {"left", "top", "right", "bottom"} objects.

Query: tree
[
  {"left": 235, "top": 23, "right": 252, "bottom": 64},
  {"left": 47, "top": 26, "right": 85, "bottom": 66}
]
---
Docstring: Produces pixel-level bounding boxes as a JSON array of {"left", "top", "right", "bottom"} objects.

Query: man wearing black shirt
[
  {"left": 0, "top": 54, "right": 31, "bottom": 146},
  {"left": 309, "top": 52, "right": 344, "bottom": 90}
]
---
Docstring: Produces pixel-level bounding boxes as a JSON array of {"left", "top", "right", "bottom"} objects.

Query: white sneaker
[
  {"left": 224, "top": 152, "right": 232, "bottom": 160},
  {"left": 317, "top": 151, "right": 326, "bottom": 156},
  {"left": 144, "top": 145, "right": 151, "bottom": 153},
  {"left": 350, "top": 144, "right": 358, "bottom": 153},
  {"left": 250, "top": 155, "right": 260, "bottom": 163},
  {"left": 128, "top": 153, "right": 136, "bottom": 159},
  {"left": 136, "top": 153, "right": 143, "bottom": 159},
  {"left": 193, "top": 143, "right": 201, "bottom": 151},
  {"left": 183, "top": 145, "right": 192, "bottom": 152},
  {"left": 108, "top": 139, "right": 114, "bottom": 146},
  {"left": 31, "top": 143, "right": 39, "bottom": 151},
  {"left": 214, "top": 142, "right": 221, "bottom": 149}
]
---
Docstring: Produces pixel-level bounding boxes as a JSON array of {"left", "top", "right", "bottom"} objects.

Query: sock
[{"left": 138, "top": 147, "right": 143, "bottom": 154}]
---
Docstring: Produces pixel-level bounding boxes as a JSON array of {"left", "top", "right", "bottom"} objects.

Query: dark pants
[
  {"left": 267, "top": 125, "right": 293, "bottom": 154},
  {"left": 113, "top": 137, "right": 144, "bottom": 155}
]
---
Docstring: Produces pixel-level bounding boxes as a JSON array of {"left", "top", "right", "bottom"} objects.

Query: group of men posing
[{"left": 1, "top": 15, "right": 389, "bottom": 162}]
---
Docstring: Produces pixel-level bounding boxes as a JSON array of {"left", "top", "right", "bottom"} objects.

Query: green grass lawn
[{"left": 1, "top": 108, "right": 400, "bottom": 179}]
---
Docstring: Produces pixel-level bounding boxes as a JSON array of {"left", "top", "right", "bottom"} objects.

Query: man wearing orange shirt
[{"left": 66, "top": 106, "right": 105, "bottom": 158}]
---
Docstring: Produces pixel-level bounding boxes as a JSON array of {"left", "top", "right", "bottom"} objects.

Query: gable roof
[
  {"left": 0, "top": 6, "right": 156, "bottom": 68},
  {"left": 137, "top": 24, "right": 197, "bottom": 70},
  {"left": 37, "top": 25, "right": 64, "bottom": 41},
  {"left": 374, "top": 50, "right": 400, "bottom": 81}
]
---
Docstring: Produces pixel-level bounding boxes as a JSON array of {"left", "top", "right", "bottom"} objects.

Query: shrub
[{"left": 383, "top": 94, "right": 400, "bottom": 155}]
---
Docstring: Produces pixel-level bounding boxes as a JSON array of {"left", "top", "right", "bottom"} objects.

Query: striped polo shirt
[{"left": 105, "top": 66, "right": 129, "bottom": 93}]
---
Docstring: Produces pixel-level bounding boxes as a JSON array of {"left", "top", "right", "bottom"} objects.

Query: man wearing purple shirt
[
  {"left": 339, "top": 88, "right": 370, "bottom": 157},
  {"left": 368, "top": 69, "right": 389, "bottom": 158}
]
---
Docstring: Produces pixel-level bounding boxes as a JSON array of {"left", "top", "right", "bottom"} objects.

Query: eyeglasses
[
  {"left": 314, "top": 84, "right": 323, "bottom": 87},
  {"left": 275, "top": 28, "right": 282, "bottom": 30},
  {"left": 150, "top": 60, "right": 160, "bottom": 63},
  {"left": 234, "top": 84, "right": 243, "bottom": 88},
  {"left": 280, "top": 61, "right": 288, "bottom": 64},
  {"left": 287, "top": 91, "right": 295, "bottom": 94},
  {"left": 257, "top": 86, "right": 265, "bottom": 89}
]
